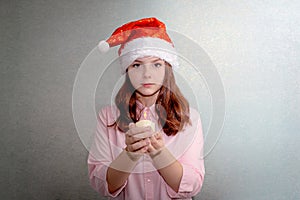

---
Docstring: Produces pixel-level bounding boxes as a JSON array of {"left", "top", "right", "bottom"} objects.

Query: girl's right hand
[{"left": 125, "top": 123, "right": 152, "bottom": 153}]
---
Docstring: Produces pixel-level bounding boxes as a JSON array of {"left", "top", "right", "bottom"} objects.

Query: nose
[{"left": 142, "top": 64, "right": 152, "bottom": 78}]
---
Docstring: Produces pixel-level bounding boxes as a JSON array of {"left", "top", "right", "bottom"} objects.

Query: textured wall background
[{"left": 1, "top": 0, "right": 300, "bottom": 199}]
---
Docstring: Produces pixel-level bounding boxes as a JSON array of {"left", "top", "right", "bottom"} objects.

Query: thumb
[
  {"left": 129, "top": 123, "right": 135, "bottom": 129},
  {"left": 147, "top": 143, "right": 155, "bottom": 153}
]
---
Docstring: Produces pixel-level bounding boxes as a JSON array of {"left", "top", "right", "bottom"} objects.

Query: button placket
[{"left": 144, "top": 172, "right": 154, "bottom": 200}]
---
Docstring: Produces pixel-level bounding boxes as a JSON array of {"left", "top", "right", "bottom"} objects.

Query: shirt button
[{"left": 147, "top": 179, "right": 151, "bottom": 182}]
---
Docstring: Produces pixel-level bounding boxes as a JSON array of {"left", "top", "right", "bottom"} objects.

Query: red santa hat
[{"left": 98, "top": 17, "right": 179, "bottom": 73}]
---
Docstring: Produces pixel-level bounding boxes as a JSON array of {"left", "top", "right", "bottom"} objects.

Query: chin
[
  {"left": 136, "top": 89, "right": 159, "bottom": 97},
  {"left": 139, "top": 91, "right": 154, "bottom": 96}
]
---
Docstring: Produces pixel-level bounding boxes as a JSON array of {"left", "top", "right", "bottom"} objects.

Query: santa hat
[{"left": 98, "top": 17, "right": 179, "bottom": 73}]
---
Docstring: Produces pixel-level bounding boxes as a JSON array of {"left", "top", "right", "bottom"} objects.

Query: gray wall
[{"left": 1, "top": 0, "right": 300, "bottom": 199}]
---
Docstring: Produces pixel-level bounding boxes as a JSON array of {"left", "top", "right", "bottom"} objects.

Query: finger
[
  {"left": 129, "top": 123, "right": 135, "bottom": 129},
  {"left": 131, "top": 139, "right": 150, "bottom": 152},
  {"left": 127, "top": 135, "right": 145, "bottom": 144},
  {"left": 154, "top": 132, "right": 162, "bottom": 139},
  {"left": 146, "top": 143, "right": 155, "bottom": 153},
  {"left": 150, "top": 135, "right": 157, "bottom": 143},
  {"left": 150, "top": 135, "right": 161, "bottom": 149},
  {"left": 135, "top": 139, "right": 150, "bottom": 153},
  {"left": 125, "top": 123, "right": 136, "bottom": 136},
  {"left": 126, "top": 138, "right": 149, "bottom": 152},
  {"left": 127, "top": 126, "right": 152, "bottom": 136},
  {"left": 125, "top": 134, "right": 133, "bottom": 145},
  {"left": 125, "top": 134, "right": 142, "bottom": 146},
  {"left": 133, "top": 130, "right": 154, "bottom": 139},
  {"left": 135, "top": 145, "right": 149, "bottom": 153}
]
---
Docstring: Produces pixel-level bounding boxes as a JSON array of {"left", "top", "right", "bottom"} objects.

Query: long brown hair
[{"left": 109, "top": 64, "right": 191, "bottom": 136}]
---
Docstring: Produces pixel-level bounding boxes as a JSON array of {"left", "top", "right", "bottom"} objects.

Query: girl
[{"left": 88, "top": 17, "right": 205, "bottom": 200}]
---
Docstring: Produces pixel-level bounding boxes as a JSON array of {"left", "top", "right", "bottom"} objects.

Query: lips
[{"left": 142, "top": 83, "right": 155, "bottom": 88}]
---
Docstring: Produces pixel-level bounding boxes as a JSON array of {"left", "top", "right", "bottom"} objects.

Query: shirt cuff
[
  {"left": 166, "top": 164, "right": 202, "bottom": 198},
  {"left": 95, "top": 165, "right": 127, "bottom": 198}
]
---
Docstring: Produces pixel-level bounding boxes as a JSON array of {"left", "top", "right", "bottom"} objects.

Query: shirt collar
[{"left": 136, "top": 100, "right": 157, "bottom": 120}]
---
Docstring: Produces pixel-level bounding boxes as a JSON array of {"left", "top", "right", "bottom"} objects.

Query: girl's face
[{"left": 127, "top": 56, "right": 166, "bottom": 97}]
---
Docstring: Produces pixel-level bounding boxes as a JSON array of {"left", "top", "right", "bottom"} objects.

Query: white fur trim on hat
[{"left": 119, "top": 37, "right": 179, "bottom": 73}]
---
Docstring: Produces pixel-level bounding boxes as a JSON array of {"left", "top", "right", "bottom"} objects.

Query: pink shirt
[{"left": 87, "top": 104, "right": 205, "bottom": 200}]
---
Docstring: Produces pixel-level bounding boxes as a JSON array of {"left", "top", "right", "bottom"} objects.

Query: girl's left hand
[{"left": 147, "top": 132, "right": 165, "bottom": 153}]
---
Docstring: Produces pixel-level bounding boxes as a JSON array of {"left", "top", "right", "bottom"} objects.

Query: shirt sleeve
[
  {"left": 87, "top": 107, "right": 127, "bottom": 197},
  {"left": 166, "top": 111, "right": 205, "bottom": 198}
]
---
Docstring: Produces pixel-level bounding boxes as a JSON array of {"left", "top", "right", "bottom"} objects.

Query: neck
[{"left": 136, "top": 92, "right": 159, "bottom": 107}]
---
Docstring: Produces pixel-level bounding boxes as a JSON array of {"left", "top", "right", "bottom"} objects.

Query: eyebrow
[{"left": 134, "top": 58, "right": 162, "bottom": 63}]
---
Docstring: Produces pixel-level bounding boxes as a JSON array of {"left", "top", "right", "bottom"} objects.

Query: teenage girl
[{"left": 88, "top": 17, "right": 205, "bottom": 200}]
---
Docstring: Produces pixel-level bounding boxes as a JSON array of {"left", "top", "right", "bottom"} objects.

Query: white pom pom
[{"left": 98, "top": 40, "right": 110, "bottom": 53}]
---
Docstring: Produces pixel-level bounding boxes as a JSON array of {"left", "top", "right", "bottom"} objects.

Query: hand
[
  {"left": 147, "top": 131, "right": 165, "bottom": 154},
  {"left": 125, "top": 123, "right": 153, "bottom": 153}
]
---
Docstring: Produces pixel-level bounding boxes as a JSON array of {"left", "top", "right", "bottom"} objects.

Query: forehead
[{"left": 134, "top": 56, "right": 163, "bottom": 62}]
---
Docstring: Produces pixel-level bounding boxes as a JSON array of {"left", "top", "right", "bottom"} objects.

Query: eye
[
  {"left": 154, "top": 63, "right": 162, "bottom": 67},
  {"left": 132, "top": 63, "right": 140, "bottom": 68}
]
